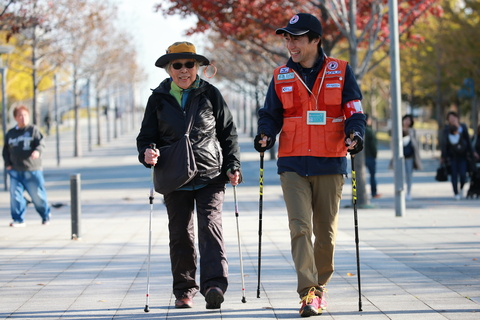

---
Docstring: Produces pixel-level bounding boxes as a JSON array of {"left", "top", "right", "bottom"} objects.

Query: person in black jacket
[
  {"left": 136, "top": 42, "right": 241, "bottom": 310},
  {"left": 440, "top": 111, "right": 473, "bottom": 200}
]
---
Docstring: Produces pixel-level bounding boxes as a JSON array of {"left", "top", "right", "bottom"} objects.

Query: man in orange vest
[{"left": 254, "top": 13, "right": 365, "bottom": 317}]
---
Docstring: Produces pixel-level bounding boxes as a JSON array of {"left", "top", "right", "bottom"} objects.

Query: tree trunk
[
  {"left": 346, "top": 0, "right": 369, "bottom": 207},
  {"left": 435, "top": 47, "right": 444, "bottom": 148},
  {"left": 96, "top": 92, "right": 102, "bottom": 146},
  {"left": 73, "top": 75, "right": 82, "bottom": 157}
]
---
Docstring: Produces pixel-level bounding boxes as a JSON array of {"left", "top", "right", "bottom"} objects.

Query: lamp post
[
  {"left": 388, "top": 0, "right": 406, "bottom": 217},
  {"left": 1, "top": 45, "right": 14, "bottom": 191}
]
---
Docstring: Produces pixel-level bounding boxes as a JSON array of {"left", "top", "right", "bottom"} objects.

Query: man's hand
[
  {"left": 345, "top": 131, "right": 363, "bottom": 155},
  {"left": 254, "top": 134, "right": 270, "bottom": 152},
  {"left": 30, "top": 150, "right": 40, "bottom": 160}
]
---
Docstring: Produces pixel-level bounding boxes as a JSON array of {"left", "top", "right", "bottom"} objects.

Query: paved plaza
[{"left": 1, "top": 121, "right": 479, "bottom": 319}]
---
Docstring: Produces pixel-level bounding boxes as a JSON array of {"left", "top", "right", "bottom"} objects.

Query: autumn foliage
[{"left": 156, "top": 0, "right": 442, "bottom": 48}]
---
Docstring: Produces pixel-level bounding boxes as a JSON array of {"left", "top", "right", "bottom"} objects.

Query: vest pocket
[
  {"left": 279, "top": 120, "right": 296, "bottom": 154},
  {"left": 325, "top": 120, "right": 345, "bottom": 153},
  {"left": 323, "top": 79, "right": 342, "bottom": 105},
  {"left": 280, "top": 89, "right": 294, "bottom": 109}
]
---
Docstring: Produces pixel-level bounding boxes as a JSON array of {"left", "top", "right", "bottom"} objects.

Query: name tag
[
  {"left": 277, "top": 72, "right": 295, "bottom": 80},
  {"left": 307, "top": 111, "right": 326, "bottom": 125},
  {"left": 326, "top": 83, "right": 341, "bottom": 88}
]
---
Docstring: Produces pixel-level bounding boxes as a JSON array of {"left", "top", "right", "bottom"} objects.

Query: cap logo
[
  {"left": 327, "top": 61, "right": 339, "bottom": 70},
  {"left": 289, "top": 15, "right": 299, "bottom": 24}
]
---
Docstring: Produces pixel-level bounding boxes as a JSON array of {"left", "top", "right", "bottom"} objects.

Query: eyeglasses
[{"left": 172, "top": 61, "right": 196, "bottom": 70}]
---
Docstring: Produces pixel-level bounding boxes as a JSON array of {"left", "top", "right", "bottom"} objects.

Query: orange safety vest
[{"left": 274, "top": 57, "right": 348, "bottom": 158}]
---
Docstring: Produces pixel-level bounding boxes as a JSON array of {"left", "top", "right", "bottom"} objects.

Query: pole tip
[
  {"left": 144, "top": 305, "right": 150, "bottom": 312},
  {"left": 242, "top": 297, "right": 246, "bottom": 303}
]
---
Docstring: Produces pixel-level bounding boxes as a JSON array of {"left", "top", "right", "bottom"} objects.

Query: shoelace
[{"left": 299, "top": 287, "right": 317, "bottom": 305}]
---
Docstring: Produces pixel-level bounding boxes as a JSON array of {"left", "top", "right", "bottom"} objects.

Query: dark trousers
[
  {"left": 365, "top": 156, "right": 378, "bottom": 197},
  {"left": 450, "top": 157, "right": 467, "bottom": 194},
  {"left": 163, "top": 183, "right": 228, "bottom": 299}
]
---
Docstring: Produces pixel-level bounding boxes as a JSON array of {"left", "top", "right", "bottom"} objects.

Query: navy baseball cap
[{"left": 276, "top": 13, "right": 323, "bottom": 36}]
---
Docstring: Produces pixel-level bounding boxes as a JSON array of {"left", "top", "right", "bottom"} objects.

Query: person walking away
[
  {"left": 441, "top": 111, "right": 473, "bottom": 200},
  {"left": 2, "top": 105, "right": 51, "bottom": 227},
  {"left": 136, "top": 41, "right": 241, "bottom": 310},
  {"left": 364, "top": 113, "right": 381, "bottom": 198},
  {"left": 254, "top": 13, "right": 365, "bottom": 317},
  {"left": 401, "top": 114, "right": 423, "bottom": 201},
  {"left": 44, "top": 112, "right": 51, "bottom": 136}
]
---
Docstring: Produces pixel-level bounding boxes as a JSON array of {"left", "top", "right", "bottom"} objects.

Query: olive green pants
[{"left": 280, "top": 172, "right": 344, "bottom": 296}]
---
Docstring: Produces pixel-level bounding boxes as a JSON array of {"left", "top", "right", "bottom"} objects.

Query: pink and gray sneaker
[{"left": 299, "top": 287, "right": 321, "bottom": 317}]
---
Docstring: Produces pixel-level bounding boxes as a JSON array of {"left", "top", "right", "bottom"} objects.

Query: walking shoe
[
  {"left": 299, "top": 287, "right": 321, "bottom": 317},
  {"left": 174, "top": 297, "right": 193, "bottom": 308},
  {"left": 10, "top": 221, "right": 26, "bottom": 228},
  {"left": 318, "top": 286, "right": 328, "bottom": 310},
  {"left": 205, "top": 287, "right": 224, "bottom": 309},
  {"left": 42, "top": 219, "right": 50, "bottom": 225}
]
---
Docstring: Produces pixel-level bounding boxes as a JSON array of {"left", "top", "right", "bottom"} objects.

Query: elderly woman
[{"left": 136, "top": 42, "right": 241, "bottom": 310}]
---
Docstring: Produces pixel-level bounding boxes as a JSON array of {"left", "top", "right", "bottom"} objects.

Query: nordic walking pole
[
  {"left": 350, "top": 153, "right": 363, "bottom": 312},
  {"left": 257, "top": 151, "right": 264, "bottom": 298},
  {"left": 233, "top": 185, "right": 247, "bottom": 303},
  {"left": 144, "top": 143, "right": 156, "bottom": 313}
]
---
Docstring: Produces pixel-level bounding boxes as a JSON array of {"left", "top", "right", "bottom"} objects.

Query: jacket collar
[{"left": 286, "top": 47, "right": 325, "bottom": 74}]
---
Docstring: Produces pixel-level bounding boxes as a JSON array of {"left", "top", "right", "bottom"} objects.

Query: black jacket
[
  {"left": 364, "top": 125, "right": 377, "bottom": 158},
  {"left": 441, "top": 123, "right": 473, "bottom": 160},
  {"left": 137, "top": 78, "right": 241, "bottom": 186}
]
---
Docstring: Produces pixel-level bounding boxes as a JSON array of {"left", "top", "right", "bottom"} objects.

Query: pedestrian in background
[
  {"left": 2, "top": 105, "right": 51, "bottom": 227},
  {"left": 136, "top": 41, "right": 241, "bottom": 310},
  {"left": 43, "top": 112, "right": 51, "bottom": 136},
  {"left": 364, "top": 113, "right": 381, "bottom": 199},
  {"left": 441, "top": 111, "right": 472, "bottom": 200},
  {"left": 466, "top": 123, "right": 480, "bottom": 198},
  {"left": 254, "top": 13, "right": 365, "bottom": 317},
  {"left": 401, "top": 114, "right": 423, "bottom": 201},
  {"left": 473, "top": 124, "right": 480, "bottom": 161}
]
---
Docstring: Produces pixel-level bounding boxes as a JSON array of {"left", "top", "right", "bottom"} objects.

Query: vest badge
[
  {"left": 277, "top": 72, "right": 295, "bottom": 80},
  {"left": 327, "top": 61, "right": 339, "bottom": 70}
]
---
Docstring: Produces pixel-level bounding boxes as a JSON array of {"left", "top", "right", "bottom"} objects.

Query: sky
[{"left": 113, "top": 0, "right": 202, "bottom": 105}]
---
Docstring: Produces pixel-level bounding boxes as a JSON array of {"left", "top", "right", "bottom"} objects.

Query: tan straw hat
[{"left": 155, "top": 41, "right": 210, "bottom": 68}]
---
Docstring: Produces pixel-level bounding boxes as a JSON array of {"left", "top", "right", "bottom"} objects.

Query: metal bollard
[{"left": 70, "top": 174, "right": 82, "bottom": 240}]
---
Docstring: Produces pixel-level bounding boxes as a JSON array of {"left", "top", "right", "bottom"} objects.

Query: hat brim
[
  {"left": 155, "top": 53, "right": 210, "bottom": 68},
  {"left": 275, "top": 27, "right": 309, "bottom": 36}
]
